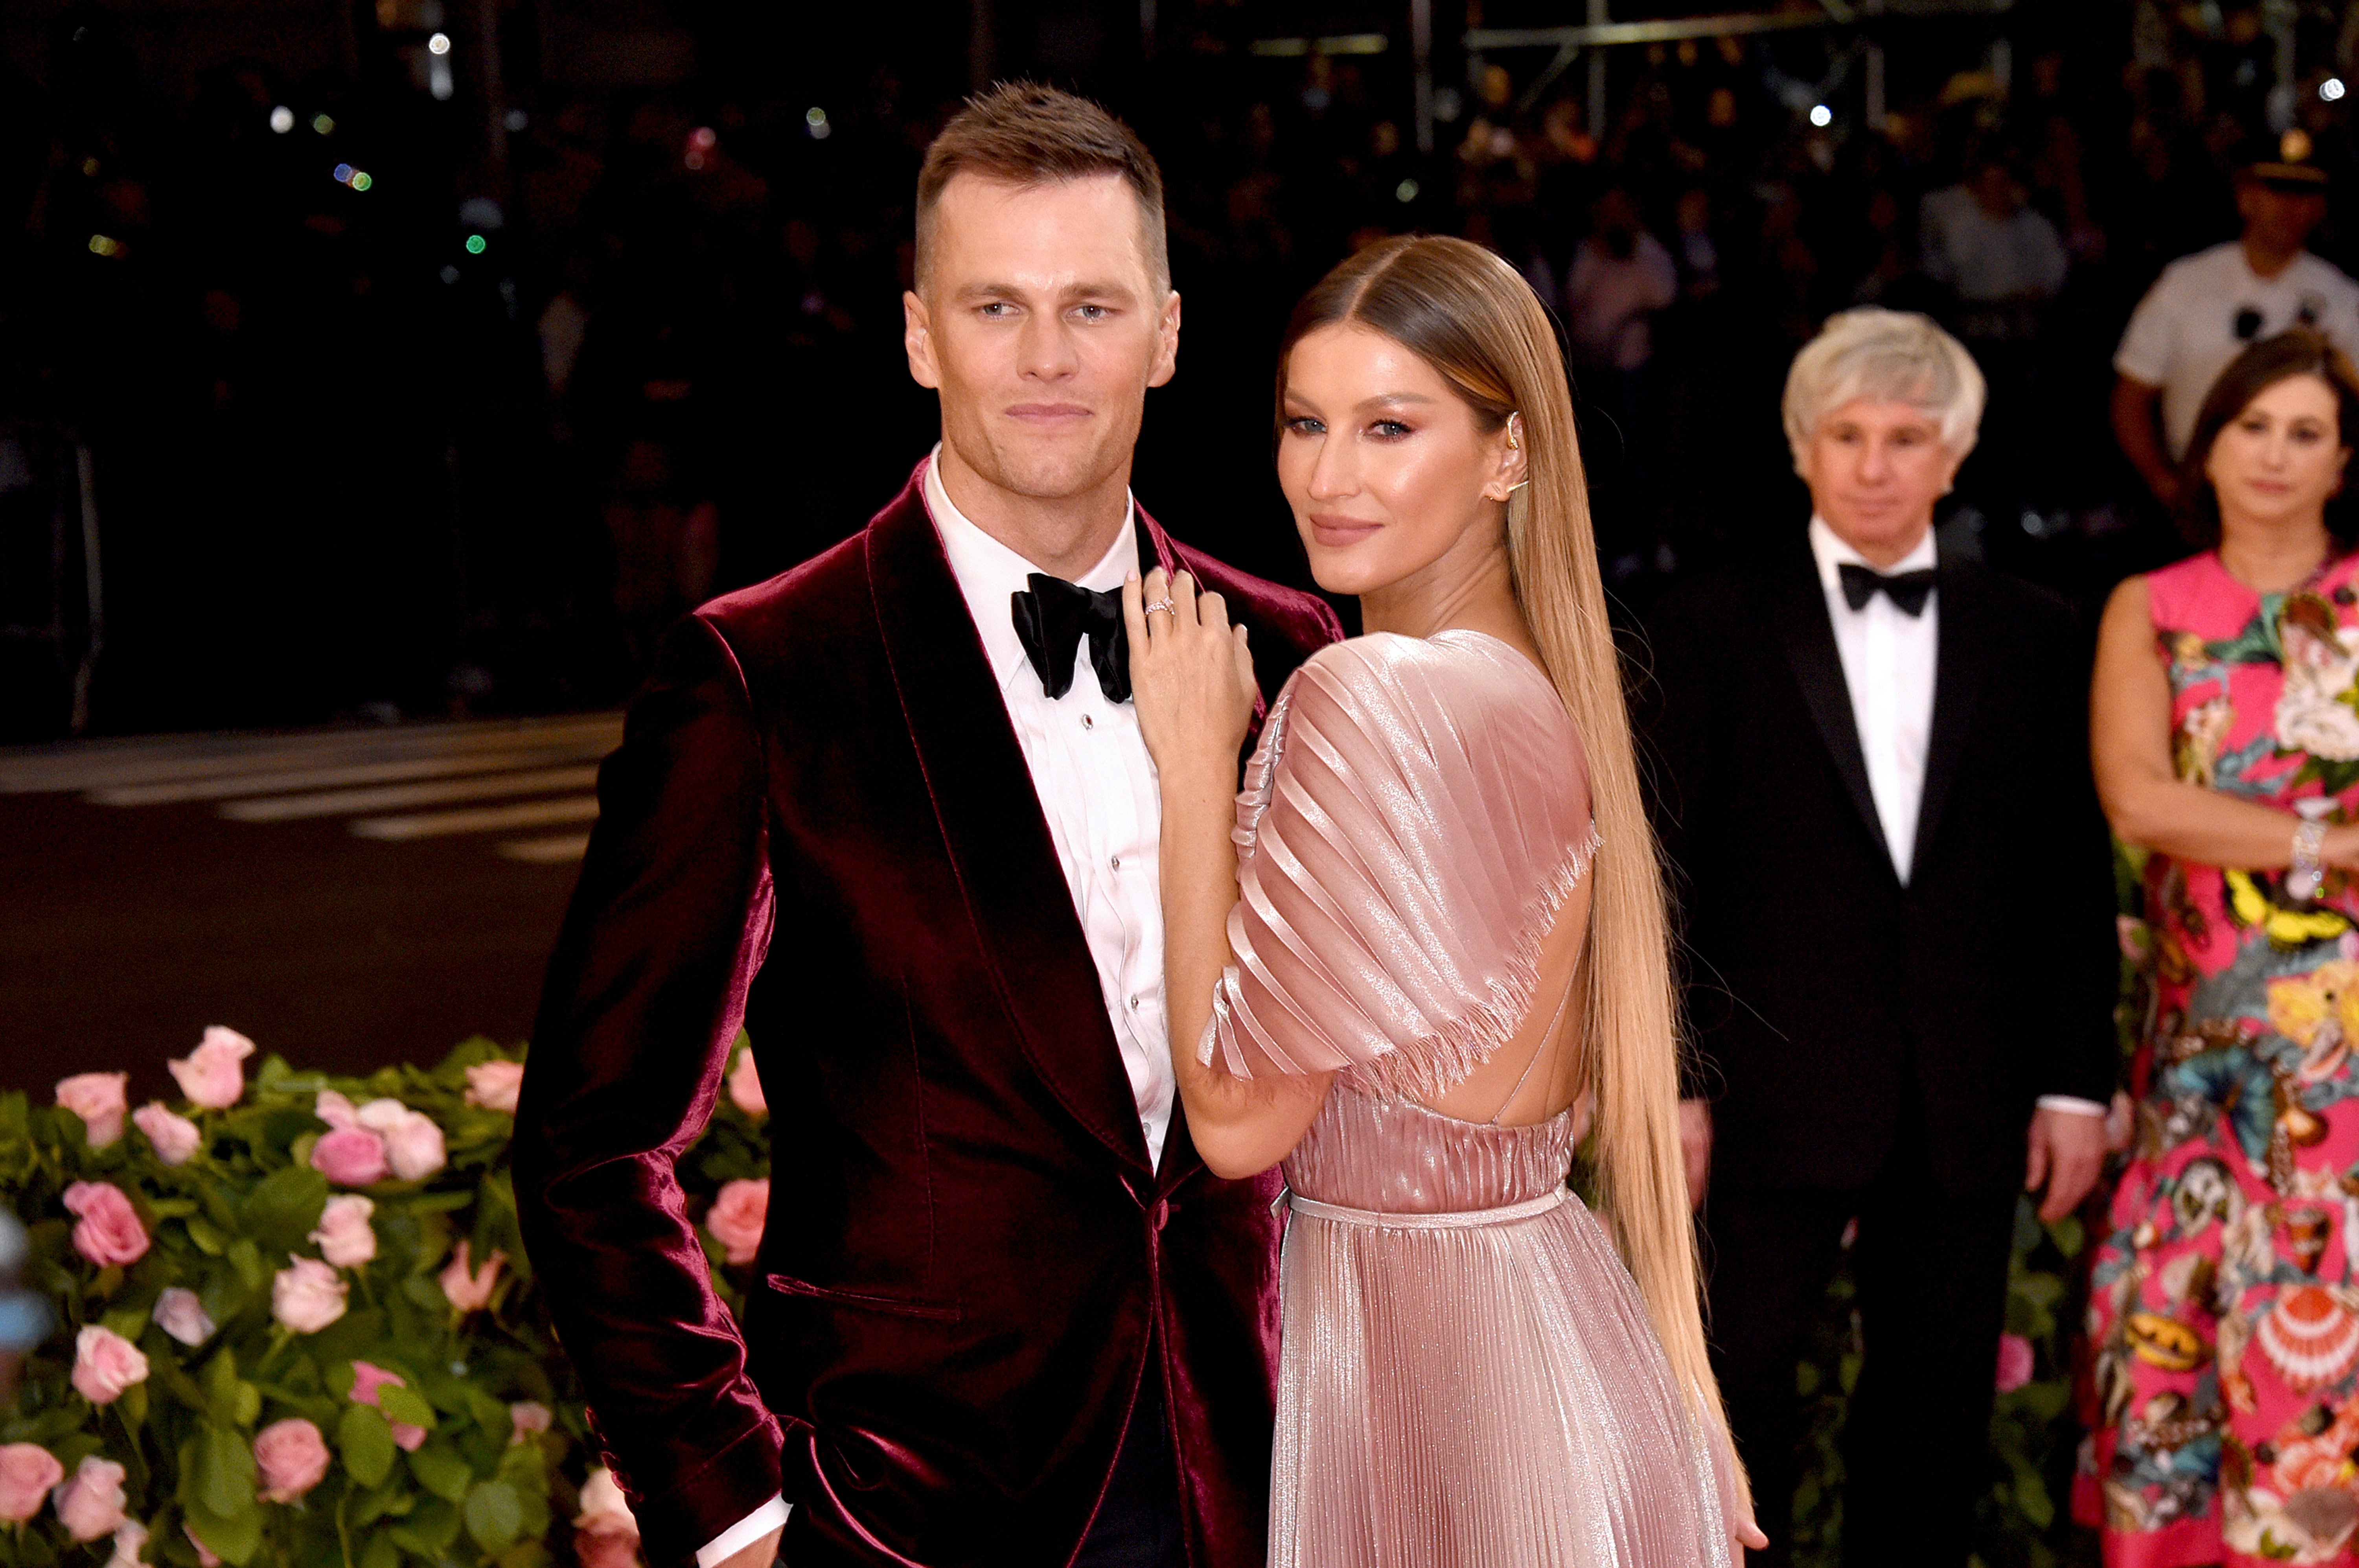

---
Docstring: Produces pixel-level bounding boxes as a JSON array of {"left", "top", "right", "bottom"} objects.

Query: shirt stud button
[
  {"left": 1127, "top": 995, "right": 1140, "bottom": 1010},
  {"left": 1110, "top": 855, "right": 1122, "bottom": 870},
  {"left": 1081, "top": 713, "right": 1095, "bottom": 730}
]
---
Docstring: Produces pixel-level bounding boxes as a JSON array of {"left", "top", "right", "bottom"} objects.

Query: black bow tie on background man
[
  {"left": 1838, "top": 562, "right": 1938, "bottom": 617},
  {"left": 1011, "top": 574, "right": 1131, "bottom": 702}
]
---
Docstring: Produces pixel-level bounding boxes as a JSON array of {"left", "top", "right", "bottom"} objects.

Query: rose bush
[{"left": 0, "top": 1032, "right": 772, "bottom": 1568}]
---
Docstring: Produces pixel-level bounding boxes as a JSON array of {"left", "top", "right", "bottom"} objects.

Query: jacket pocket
[{"left": 764, "top": 1272, "right": 961, "bottom": 1322}]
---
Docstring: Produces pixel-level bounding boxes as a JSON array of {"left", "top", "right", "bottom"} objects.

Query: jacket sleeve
[
  {"left": 512, "top": 614, "right": 784, "bottom": 1567},
  {"left": 2027, "top": 602, "right": 2125, "bottom": 1105}
]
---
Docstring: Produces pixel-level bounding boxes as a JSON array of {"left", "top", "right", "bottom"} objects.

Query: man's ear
[
  {"left": 1147, "top": 290, "right": 1181, "bottom": 390},
  {"left": 904, "top": 290, "right": 940, "bottom": 390}
]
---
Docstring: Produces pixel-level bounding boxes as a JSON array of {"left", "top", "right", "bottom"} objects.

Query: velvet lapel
[
  {"left": 1908, "top": 558, "right": 1988, "bottom": 876},
  {"left": 1769, "top": 543, "right": 1892, "bottom": 879},
  {"left": 866, "top": 464, "right": 1152, "bottom": 1174}
]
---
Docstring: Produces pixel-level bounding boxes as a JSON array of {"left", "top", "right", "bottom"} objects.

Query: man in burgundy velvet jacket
[{"left": 512, "top": 86, "right": 1340, "bottom": 1568}]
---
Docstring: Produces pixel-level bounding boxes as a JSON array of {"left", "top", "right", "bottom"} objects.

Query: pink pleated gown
[{"left": 1201, "top": 631, "right": 1733, "bottom": 1568}]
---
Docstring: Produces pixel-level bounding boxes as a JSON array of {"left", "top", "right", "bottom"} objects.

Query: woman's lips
[{"left": 1310, "top": 514, "right": 1382, "bottom": 547}]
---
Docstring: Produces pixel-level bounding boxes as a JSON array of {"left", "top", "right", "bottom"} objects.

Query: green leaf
[
  {"left": 462, "top": 1480, "right": 523, "bottom": 1553},
  {"left": 388, "top": 1497, "right": 462, "bottom": 1557},
  {"left": 357, "top": 1535, "right": 401, "bottom": 1568},
  {"left": 196, "top": 1423, "right": 259, "bottom": 1518},
  {"left": 242, "top": 1165, "right": 329, "bottom": 1250},
  {"left": 183, "top": 1217, "right": 229, "bottom": 1256},
  {"left": 226, "top": 1237, "right": 266, "bottom": 1292},
  {"left": 338, "top": 1403, "right": 396, "bottom": 1489},
  {"left": 184, "top": 1503, "right": 263, "bottom": 1568},
  {"left": 374, "top": 1384, "right": 437, "bottom": 1434},
  {"left": 406, "top": 1443, "right": 473, "bottom": 1505}
]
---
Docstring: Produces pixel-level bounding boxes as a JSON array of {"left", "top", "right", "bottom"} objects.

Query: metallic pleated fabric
[{"left": 1204, "top": 632, "right": 1733, "bottom": 1568}]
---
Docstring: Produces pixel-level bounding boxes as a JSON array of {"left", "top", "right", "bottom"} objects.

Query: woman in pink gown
[{"left": 1122, "top": 235, "right": 1759, "bottom": 1566}]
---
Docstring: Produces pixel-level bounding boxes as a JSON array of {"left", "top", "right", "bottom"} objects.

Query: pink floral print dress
[{"left": 2085, "top": 548, "right": 2359, "bottom": 1567}]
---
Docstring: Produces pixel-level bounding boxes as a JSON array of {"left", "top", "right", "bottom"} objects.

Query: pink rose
[
  {"left": 55, "top": 1073, "right": 128, "bottom": 1149},
  {"left": 107, "top": 1518, "right": 148, "bottom": 1568},
  {"left": 349, "top": 1362, "right": 427, "bottom": 1452},
  {"left": 704, "top": 1178, "right": 767, "bottom": 1266},
  {"left": 70, "top": 1326, "right": 149, "bottom": 1405},
  {"left": 167, "top": 1026, "right": 253, "bottom": 1110},
  {"left": 573, "top": 1466, "right": 635, "bottom": 1527},
  {"left": 132, "top": 1102, "right": 201, "bottom": 1166},
  {"left": 310, "top": 1195, "right": 377, "bottom": 1267},
  {"left": 310, "top": 1127, "right": 388, "bottom": 1187},
  {"left": 439, "top": 1239, "right": 506, "bottom": 1313},
  {"left": 575, "top": 1522, "right": 642, "bottom": 1568},
  {"left": 52, "top": 1456, "right": 126, "bottom": 1541},
  {"left": 315, "top": 1090, "right": 359, "bottom": 1130},
  {"left": 271, "top": 1257, "right": 349, "bottom": 1334},
  {"left": 0, "top": 1444, "right": 64, "bottom": 1524},
  {"left": 152, "top": 1287, "right": 215, "bottom": 1347},
  {"left": 464, "top": 1060, "right": 525, "bottom": 1113},
  {"left": 1996, "top": 1332, "right": 2036, "bottom": 1394},
  {"left": 63, "top": 1182, "right": 149, "bottom": 1267},
  {"left": 184, "top": 1524, "right": 222, "bottom": 1568},
  {"left": 509, "top": 1402, "right": 552, "bottom": 1446},
  {"left": 253, "top": 1417, "right": 331, "bottom": 1503},
  {"left": 355, "top": 1101, "right": 445, "bottom": 1182},
  {"left": 727, "top": 1048, "right": 766, "bottom": 1117}
]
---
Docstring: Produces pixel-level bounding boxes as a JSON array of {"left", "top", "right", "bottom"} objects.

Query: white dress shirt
[
  {"left": 696, "top": 452, "right": 1181, "bottom": 1566},
  {"left": 1806, "top": 517, "right": 2103, "bottom": 1123},
  {"left": 1810, "top": 517, "right": 1937, "bottom": 884}
]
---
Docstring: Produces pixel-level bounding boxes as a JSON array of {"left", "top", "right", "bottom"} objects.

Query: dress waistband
[{"left": 1286, "top": 1187, "right": 1571, "bottom": 1229}]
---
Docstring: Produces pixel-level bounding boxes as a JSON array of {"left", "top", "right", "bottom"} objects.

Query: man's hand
[
  {"left": 2024, "top": 1106, "right": 2106, "bottom": 1224},
  {"left": 1678, "top": 1098, "right": 1712, "bottom": 1211},
  {"left": 715, "top": 1526, "right": 783, "bottom": 1568}
]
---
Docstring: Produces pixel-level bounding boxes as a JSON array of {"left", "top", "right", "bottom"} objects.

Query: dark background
[
  {"left": 5, "top": 0, "right": 2357, "bottom": 1091},
  {"left": 10, "top": 0, "right": 2344, "bottom": 743}
]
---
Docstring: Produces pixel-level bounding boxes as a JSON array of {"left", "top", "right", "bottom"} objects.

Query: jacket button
[{"left": 1151, "top": 1200, "right": 1169, "bottom": 1231}]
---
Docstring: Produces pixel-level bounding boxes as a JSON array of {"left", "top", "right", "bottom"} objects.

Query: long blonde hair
[{"left": 1278, "top": 234, "right": 1737, "bottom": 1466}]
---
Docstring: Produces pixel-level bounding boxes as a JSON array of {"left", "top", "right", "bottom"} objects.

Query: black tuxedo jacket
[
  {"left": 1639, "top": 536, "right": 2117, "bottom": 1193},
  {"left": 513, "top": 460, "right": 1342, "bottom": 1568}
]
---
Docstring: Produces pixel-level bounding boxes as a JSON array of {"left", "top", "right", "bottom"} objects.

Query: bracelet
[{"left": 2290, "top": 817, "right": 2329, "bottom": 902}]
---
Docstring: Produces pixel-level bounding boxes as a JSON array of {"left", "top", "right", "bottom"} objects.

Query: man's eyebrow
[{"left": 949, "top": 279, "right": 1143, "bottom": 305}]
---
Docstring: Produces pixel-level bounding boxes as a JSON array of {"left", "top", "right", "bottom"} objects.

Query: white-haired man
[{"left": 1640, "top": 308, "right": 2119, "bottom": 1565}]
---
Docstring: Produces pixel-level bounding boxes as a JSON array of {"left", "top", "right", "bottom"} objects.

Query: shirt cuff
[
  {"left": 2036, "top": 1095, "right": 2109, "bottom": 1117},
  {"left": 696, "top": 1495, "right": 790, "bottom": 1568}
]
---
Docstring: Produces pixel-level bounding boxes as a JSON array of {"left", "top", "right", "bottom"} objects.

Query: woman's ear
[{"left": 1482, "top": 412, "right": 1531, "bottom": 502}]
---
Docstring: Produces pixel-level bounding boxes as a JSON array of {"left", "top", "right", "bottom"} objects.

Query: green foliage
[{"left": 1, "top": 1034, "right": 773, "bottom": 1568}]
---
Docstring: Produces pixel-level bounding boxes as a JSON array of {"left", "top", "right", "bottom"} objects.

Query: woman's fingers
[
  {"left": 1171, "top": 571, "right": 1201, "bottom": 630},
  {"left": 1121, "top": 572, "right": 1148, "bottom": 656}
]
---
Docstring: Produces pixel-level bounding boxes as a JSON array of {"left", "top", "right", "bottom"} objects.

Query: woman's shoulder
[{"left": 1293, "top": 629, "right": 1569, "bottom": 733}]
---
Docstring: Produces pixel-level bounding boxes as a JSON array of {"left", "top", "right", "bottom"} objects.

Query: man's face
[
  {"left": 2240, "top": 180, "right": 2328, "bottom": 252},
  {"left": 904, "top": 173, "right": 1179, "bottom": 506},
  {"left": 1800, "top": 398, "right": 1963, "bottom": 563}
]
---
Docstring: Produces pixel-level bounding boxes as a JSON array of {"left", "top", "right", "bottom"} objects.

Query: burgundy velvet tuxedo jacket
[{"left": 514, "top": 459, "right": 1343, "bottom": 1568}]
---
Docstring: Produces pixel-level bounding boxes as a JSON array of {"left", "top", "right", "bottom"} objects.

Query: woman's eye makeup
[
  {"left": 1283, "top": 415, "right": 1325, "bottom": 436},
  {"left": 1368, "top": 419, "right": 1413, "bottom": 439}
]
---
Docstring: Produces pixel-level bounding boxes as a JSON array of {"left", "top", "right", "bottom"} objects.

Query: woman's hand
[{"left": 1124, "top": 567, "right": 1257, "bottom": 784}]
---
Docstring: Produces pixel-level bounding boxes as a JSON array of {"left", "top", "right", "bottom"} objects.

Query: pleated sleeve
[{"left": 1202, "top": 629, "right": 1601, "bottom": 1101}]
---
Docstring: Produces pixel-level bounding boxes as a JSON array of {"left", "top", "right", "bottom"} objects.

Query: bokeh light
[
  {"left": 427, "top": 32, "right": 451, "bottom": 55},
  {"left": 464, "top": 234, "right": 487, "bottom": 255},
  {"left": 2325, "top": 78, "right": 2349, "bottom": 103},
  {"left": 1810, "top": 104, "right": 1833, "bottom": 127},
  {"left": 269, "top": 106, "right": 294, "bottom": 134}
]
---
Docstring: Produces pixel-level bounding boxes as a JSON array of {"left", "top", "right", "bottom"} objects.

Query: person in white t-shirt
[{"left": 2113, "top": 140, "right": 2359, "bottom": 509}]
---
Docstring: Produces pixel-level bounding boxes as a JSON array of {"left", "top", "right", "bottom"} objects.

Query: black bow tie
[
  {"left": 1838, "top": 562, "right": 1938, "bottom": 617},
  {"left": 1011, "top": 574, "right": 1130, "bottom": 703}
]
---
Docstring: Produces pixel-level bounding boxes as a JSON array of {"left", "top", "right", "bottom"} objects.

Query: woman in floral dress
[{"left": 2087, "top": 330, "right": 2359, "bottom": 1567}]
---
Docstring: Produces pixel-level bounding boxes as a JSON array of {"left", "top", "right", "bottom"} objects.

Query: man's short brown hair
[{"left": 915, "top": 81, "right": 1169, "bottom": 294}]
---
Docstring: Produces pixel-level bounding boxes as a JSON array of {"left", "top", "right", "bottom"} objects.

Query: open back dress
[{"left": 1202, "top": 629, "right": 1733, "bottom": 1568}]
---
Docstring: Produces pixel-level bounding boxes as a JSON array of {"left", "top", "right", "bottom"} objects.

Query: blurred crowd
[{"left": 8, "top": 4, "right": 2359, "bottom": 735}]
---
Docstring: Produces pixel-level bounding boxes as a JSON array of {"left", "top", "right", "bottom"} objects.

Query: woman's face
[
  {"left": 2205, "top": 372, "right": 2350, "bottom": 534},
  {"left": 1277, "top": 322, "right": 1524, "bottom": 599}
]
